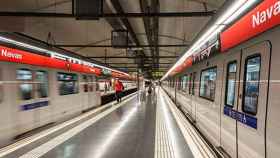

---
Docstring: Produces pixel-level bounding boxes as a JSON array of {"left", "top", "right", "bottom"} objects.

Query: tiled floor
[{"left": 15, "top": 89, "right": 194, "bottom": 158}]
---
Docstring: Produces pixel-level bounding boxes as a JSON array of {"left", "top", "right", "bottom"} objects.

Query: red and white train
[
  {"left": 162, "top": 1, "right": 280, "bottom": 158},
  {"left": 0, "top": 36, "right": 136, "bottom": 147}
]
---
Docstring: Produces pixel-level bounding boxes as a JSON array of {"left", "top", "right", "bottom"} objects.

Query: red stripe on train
[
  {"left": 221, "top": 0, "right": 280, "bottom": 52},
  {"left": 0, "top": 45, "right": 102, "bottom": 76}
]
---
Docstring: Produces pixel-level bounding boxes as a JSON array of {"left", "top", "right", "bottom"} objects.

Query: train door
[
  {"left": 88, "top": 75, "right": 94, "bottom": 108},
  {"left": 16, "top": 68, "right": 37, "bottom": 132},
  {"left": 82, "top": 75, "right": 89, "bottom": 110},
  {"left": 34, "top": 70, "right": 50, "bottom": 127},
  {"left": 94, "top": 76, "right": 101, "bottom": 106},
  {"left": 237, "top": 42, "right": 270, "bottom": 158},
  {"left": 191, "top": 72, "right": 197, "bottom": 121},
  {"left": 221, "top": 51, "right": 241, "bottom": 158}
]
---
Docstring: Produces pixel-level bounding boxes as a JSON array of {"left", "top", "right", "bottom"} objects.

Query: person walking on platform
[{"left": 115, "top": 78, "right": 124, "bottom": 103}]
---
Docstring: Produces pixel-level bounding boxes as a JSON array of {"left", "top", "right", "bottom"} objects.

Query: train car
[
  {"left": 162, "top": 1, "right": 280, "bottom": 158},
  {"left": 0, "top": 38, "right": 136, "bottom": 147}
]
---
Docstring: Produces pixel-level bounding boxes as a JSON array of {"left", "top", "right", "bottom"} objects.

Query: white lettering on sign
[
  {"left": 252, "top": 0, "right": 280, "bottom": 28},
  {"left": 1, "top": 49, "right": 22, "bottom": 60},
  {"left": 90, "top": 68, "right": 96, "bottom": 72}
]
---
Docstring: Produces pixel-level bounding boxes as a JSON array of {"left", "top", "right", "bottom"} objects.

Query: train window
[
  {"left": 242, "top": 55, "right": 261, "bottom": 115},
  {"left": 177, "top": 78, "right": 181, "bottom": 90},
  {"left": 225, "top": 61, "right": 237, "bottom": 107},
  {"left": 57, "top": 72, "right": 79, "bottom": 95},
  {"left": 189, "top": 73, "right": 192, "bottom": 94},
  {"left": 182, "top": 76, "right": 187, "bottom": 91},
  {"left": 183, "top": 75, "right": 189, "bottom": 92},
  {"left": 199, "top": 67, "right": 217, "bottom": 101},
  {"left": 96, "top": 78, "right": 99, "bottom": 91},
  {"left": 177, "top": 77, "right": 181, "bottom": 90},
  {"left": 17, "top": 69, "right": 33, "bottom": 100},
  {"left": 179, "top": 77, "right": 183, "bottom": 90},
  {"left": 83, "top": 75, "right": 89, "bottom": 92},
  {"left": 89, "top": 76, "right": 94, "bottom": 92},
  {"left": 36, "top": 71, "right": 48, "bottom": 98},
  {"left": 192, "top": 72, "right": 196, "bottom": 95}
]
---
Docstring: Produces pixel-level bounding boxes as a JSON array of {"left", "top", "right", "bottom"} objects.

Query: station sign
[
  {"left": 221, "top": 0, "right": 280, "bottom": 52},
  {"left": 152, "top": 71, "right": 164, "bottom": 77}
]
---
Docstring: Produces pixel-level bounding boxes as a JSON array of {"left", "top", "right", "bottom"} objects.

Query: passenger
[
  {"left": 148, "top": 82, "right": 154, "bottom": 94},
  {"left": 115, "top": 79, "right": 124, "bottom": 103}
]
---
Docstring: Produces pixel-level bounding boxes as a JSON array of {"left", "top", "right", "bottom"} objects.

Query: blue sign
[
  {"left": 21, "top": 101, "right": 49, "bottom": 111},
  {"left": 224, "top": 106, "right": 257, "bottom": 129}
]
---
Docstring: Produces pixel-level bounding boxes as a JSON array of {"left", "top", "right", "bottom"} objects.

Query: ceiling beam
[
  {"left": 106, "top": 0, "right": 147, "bottom": 70},
  {"left": 106, "top": 62, "right": 173, "bottom": 64},
  {"left": 126, "top": 69, "right": 167, "bottom": 72},
  {"left": 112, "top": 66, "right": 170, "bottom": 68},
  {"left": 140, "top": 0, "right": 155, "bottom": 69},
  {"left": 0, "top": 11, "right": 215, "bottom": 18},
  {"left": 55, "top": 44, "right": 188, "bottom": 48},
  {"left": 88, "top": 56, "right": 178, "bottom": 59},
  {"left": 152, "top": 0, "right": 160, "bottom": 69}
]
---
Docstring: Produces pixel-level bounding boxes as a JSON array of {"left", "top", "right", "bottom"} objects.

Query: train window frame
[
  {"left": 242, "top": 54, "right": 261, "bottom": 116},
  {"left": 180, "top": 76, "right": 183, "bottom": 90},
  {"left": 57, "top": 72, "right": 79, "bottom": 96},
  {"left": 184, "top": 75, "right": 189, "bottom": 92},
  {"left": 82, "top": 75, "right": 89, "bottom": 93},
  {"left": 189, "top": 73, "right": 193, "bottom": 95},
  {"left": 224, "top": 61, "right": 237, "bottom": 108},
  {"left": 177, "top": 77, "right": 181, "bottom": 90},
  {"left": 96, "top": 77, "right": 99, "bottom": 91},
  {"left": 17, "top": 68, "right": 34, "bottom": 100},
  {"left": 192, "top": 72, "right": 196, "bottom": 95},
  {"left": 88, "top": 76, "right": 94, "bottom": 92},
  {"left": 199, "top": 66, "right": 217, "bottom": 102},
  {"left": 36, "top": 70, "right": 49, "bottom": 98},
  {"left": 181, "top": 76, "right": 184, "bottom": 90}
]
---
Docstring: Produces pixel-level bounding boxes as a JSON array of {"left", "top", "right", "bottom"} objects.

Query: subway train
[
  {"left": 162, "top": 1, "right": 280, "bottom": 158},
  {"left": 0, "top": 39, "right": 136, "bottom": 147}
]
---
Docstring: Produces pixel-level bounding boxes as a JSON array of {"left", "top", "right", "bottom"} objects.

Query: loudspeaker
[
  {"left": 111, "top": 30, "right": 129, "bottom": 48},
  {"left": 73, "top": 0, "right": 103, "bottom": 20}
]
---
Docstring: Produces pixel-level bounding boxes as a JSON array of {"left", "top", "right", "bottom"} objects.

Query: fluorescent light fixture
[
  {"left": 161, "top": 0, "right": 258, "bottom": 81},
  {"left": 0, "top": 36, "right": 130, "bottom": 76}
]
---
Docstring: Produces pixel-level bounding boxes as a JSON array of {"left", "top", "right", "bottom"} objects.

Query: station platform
[{"left": 0, "top": 87, "right": 216, "bottom": 158}]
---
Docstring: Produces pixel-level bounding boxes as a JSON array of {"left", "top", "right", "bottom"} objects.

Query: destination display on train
[
  {"left": 221, "top": 0, "right": 280, "bottom": 52},
  {"left": 224, "top": 106, "right": 258, "bottom": 129}
]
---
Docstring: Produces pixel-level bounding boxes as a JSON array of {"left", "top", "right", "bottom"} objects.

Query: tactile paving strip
[
  {"left": 160, "top": 88, "right": 217, "bottom": 158},
  {"left": 154, "top": 94, "right": 175, "bottom": 158}
]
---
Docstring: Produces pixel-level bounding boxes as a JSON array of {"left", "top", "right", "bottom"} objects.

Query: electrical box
[
  {"left": 111, "top": 30, "right": 129, "bottom": 48},
  {"left": 73, "top": 0, "right": 103, "bottom": 20}
]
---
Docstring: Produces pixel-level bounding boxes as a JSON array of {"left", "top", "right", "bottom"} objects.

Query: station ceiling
[{"left": 0, "top": 0, "right": 226, "bottom": 78}]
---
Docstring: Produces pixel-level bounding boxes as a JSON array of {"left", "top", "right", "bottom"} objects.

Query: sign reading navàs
[{"left": 221, "top": 0, "right": 280, "bottom": 52}]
